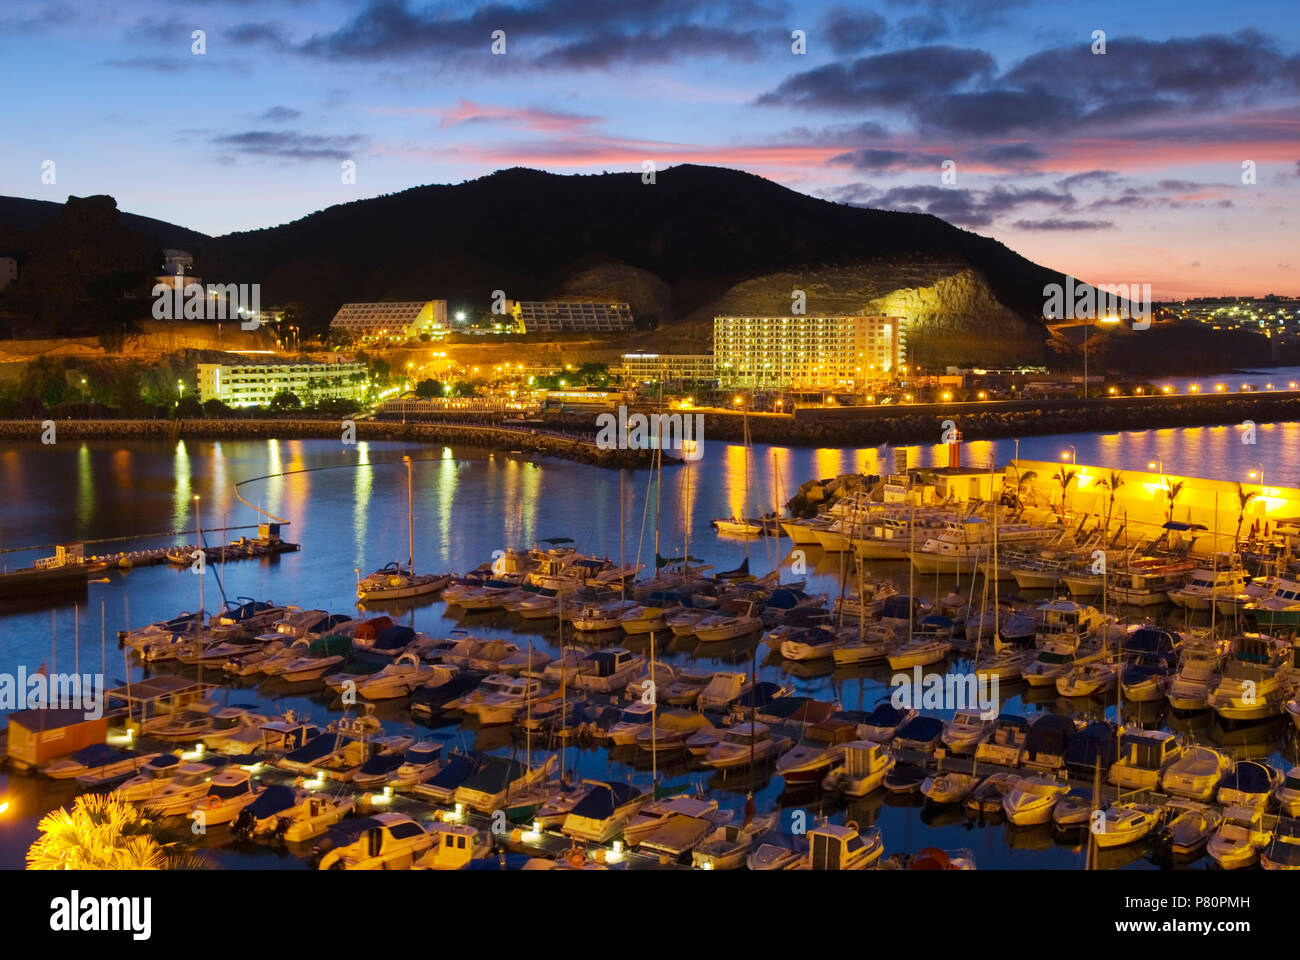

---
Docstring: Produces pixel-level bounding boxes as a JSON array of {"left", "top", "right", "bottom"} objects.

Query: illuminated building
[{"left": 713, "top": 315, "right": 905, "bottom": 389}]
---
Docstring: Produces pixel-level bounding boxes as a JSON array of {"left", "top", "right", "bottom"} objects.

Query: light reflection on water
[{"left": 1, "top": 425, "right": 1297, "bottom": 869}]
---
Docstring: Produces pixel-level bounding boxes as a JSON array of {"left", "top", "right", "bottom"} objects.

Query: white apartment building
[
  {"left": 329, "top": 300, "right": 448, "bottom": 342},
  {"left": 713, "top": 315, "right": 905, "bottom": 390},
  {"left": 197, "top": 361, "right": 367, "bottom": 406},
  {"left": 512, "top": 300, "right": 633, "bottom": 334},
  {"left": 619, "top": 353, "right": 716, "bottom": 385}
]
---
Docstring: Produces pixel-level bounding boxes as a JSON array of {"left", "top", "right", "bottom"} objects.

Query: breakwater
[
  {"left": 0, "top": 418, "right": 669, "bottom": 469},
  {"left": 545, "top": 392, "right": 1300, "bottom": 447}
]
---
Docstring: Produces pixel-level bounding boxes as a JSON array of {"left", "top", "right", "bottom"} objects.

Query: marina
[{"left": 3, "top": 427, "right": 1300, "bottom": 873}]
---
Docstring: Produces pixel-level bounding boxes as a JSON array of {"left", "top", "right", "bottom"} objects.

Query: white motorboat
[
  {"left": 1167, "top": 554, "right": 1250, "bottom": 611},
  {"left": 703, "top": 723, "right": 791, "bottom": 770},
  {"left": 1208, "top": 644, "right": 1293, "bottom": 721},
  {"left": 920, "top": 771, "right": 979, "bottom": 805},
  {"left": 1160, "top": 745, "right": 1232, "bottom": 801},
  {"left": 356, "top": 652, "right": 436, "bottom": 700},
  {"left": 1207, "top": 805, "right": 1273, "bottom": 869},
  {"left": 692, "top": 813, "right": 780, "bottom": 870},
  {"left": 618, "top": 605, "right": 669, "bottom": 635},
  {"left": 142, "top": 762, "right": 225, "bottom": 815},
  {"left": 201, "top": 706, "right": 267, "bottom": 752},
  {"left": 1001, "top": 776, "right": 1069, "bottom": 826},
  {"left": 1092, "top": 802, "right": 1162, "bottom": 848},
  {"left": 1109, "top": 729, "right": 1181, "bottom": 791},
  {"left": 560, "top": 782, "right": 647, "bottom": 843},
  {"left": 453, "top": 674, "right": 548, "bottom": 726},
  {"left": 387, "top": 741, "right": 447, "bottom": 789},
  {"left": 49, "top": 745, "right": 159, "bottom": 781},
  {"left": 571, "top": 648, "right": 644, "bottom": 694},
  {"left": 624, "top": 795, "right": 732, "bottom": 848},
  {"left": 965, "top": 771, "right": 1022, "bottom": 816},
  {"left": 315, "top": 812, "right": 434, "bottom": 870},
  {"left": 1166, "top": 652, "right": 1222, "bottom": 711},
  {"left": 186, "top": 769, "right": 262, "bottom": 826},
  {"left": 607, "top": 702, "right": 657, "bottom": 747},
  {"left": 832, "top": 622, "right": 903, "bottom": 666},
  {"left": 1055, "top": 660, "right": 1117, "bottom": 697},
  {"left": 774, "top": 720, "right": 857, "bottom": 784},
  {"left": 570, "top": 600, "right": 634, "bottom": 632},
  {"left": 695, "top": 603, "right": 762, "bottom": 642},
  {"left": 779, "top": 627, "right": 838, "bottom": 661},
  {"left": 112, "top": 754, "right": 185, "bottom": 802},
  {"left": 1160, "top": 800, "right": 1222, "bottom": 857},
  {"left": 941, "top": 710, "right": 996, "bottom": 754}
]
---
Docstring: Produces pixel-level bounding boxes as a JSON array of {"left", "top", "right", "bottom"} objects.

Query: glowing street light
[{"left": 1061, "top": 446, "right": 1076, "bottom": 465}]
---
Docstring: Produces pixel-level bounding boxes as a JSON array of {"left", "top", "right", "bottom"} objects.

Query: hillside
[{"left": 0, "top": 167, "right": 1077, "bottom": 361}]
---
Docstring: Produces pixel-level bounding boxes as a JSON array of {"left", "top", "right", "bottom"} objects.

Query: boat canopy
[
  {"left": 1024, "top": 714, "right": 1075, "bottom": 759},
  {"left": 1221, "top": 761, "right": 1274, "bottom": 794},
  {"left": 862, "top": 702, "right": 907, "bottom": 728},
  {"left": 1162, "top": 521, "right": 1208, "bottom": 531},
  {"left": 569, "top": 782, "right": 641, "bottom": 819},
  {"left": 766, "top": 588, "right": 809, "bottom": 610},
  {"left": 358, "top": 753, "right": 405, "bottom": 777},
  {"left": 373, "top": 625, "right": 416, "bottom": 651},
  {"left": 1063, "top": 721, "right": 1118, "bottom": 773},
  {"left": 69, "top": 744, "right": 134, "bottom": 766},
  {"left": 245, "top": 784, "right": 298, "bottom": 819},
  {"left": 459, "top": 756, "right": 526, "bottom": 793},
  {"left": 284, "top": 734, "right": 342, "bottom": 765},
  {"left": 424, "top": 753, "right": 480, "bottom": 790},
  {"left": 894, "top": 716, "right": 944, "bottom": 745},
  {"left": 308, "top": 634, "right": 353, "bottom": 657}
]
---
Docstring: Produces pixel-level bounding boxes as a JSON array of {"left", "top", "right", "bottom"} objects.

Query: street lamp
[
  {"left": 1085, "top": 315, "right": 1122, "bottom": 399},
  {"left": 1248, "top": 463, "right": 1265, "bottom": 494},
  {"left": 1061, "top": 445, "right": 1076, "bottom": 465},
  {"left": 1148, "top": 459, "right": 1165, "bottom": 486}
]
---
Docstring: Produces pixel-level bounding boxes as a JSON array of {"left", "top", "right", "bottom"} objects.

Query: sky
[{"left": 0, "top": 0, "right": 1297, "bottom": 298}]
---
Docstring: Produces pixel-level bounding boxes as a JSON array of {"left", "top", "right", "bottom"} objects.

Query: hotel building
[
  {"left": 619, "top": 353, "right": 716, "bottom": 386},
  {"left": 512, "top": 300, "right": 634, "bottom": 334},
  {"left": 197, "top": 361, "right": 367, "bottom": 407},
  {"left": 713, "top": 315, "right": 905, "bottom": 390},
  {"left": 329, "top": 300, "right": 448, "bottom": 342}
]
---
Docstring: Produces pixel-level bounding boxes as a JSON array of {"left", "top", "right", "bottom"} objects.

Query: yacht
[
  {"left": 703, "top": 723, "right": 791, "bottom": 770},
  {"left": 974, "top": 640, "right": 1032, "bottom": 681},
  {"left": 452, "top": 674, "right": 548, "bottom": 726},
  {"left": 112, "top": 754, "right": 185, "bottom": 802},
  {"left": 774, "top": 720, "right": 857, "bottom": 784},
  {"left": 142, "top": 762, "right": 226, "bottom": 816},
  {"left": 607, "top": 702, "right": 656, "bottom": 746},
  {"left": 279, "top": 635, "right": 355, "bottom": 683},
  {"left": 1167, "top": 554, "right": 1250, "bottom": 611},
  {"left": 1108, "top": 558, "right": 1197, "bottom": 606},
  {"left": 831, "top": 622, "right": 903, "bottom": 666},
  {"left": 1160, "top": 745, "right": 1232, "bottom": 801},
  {"left": 1207, "top": 805, "right": 1273, "bottom": 869},
  {"left": 358, "top": 563, "right": 450, "bottom": 602},
  {"left": 571, "top": 648, "right": 644, "bottom": 694},
  {"left": 387, "top": 741, "right": 446, "bottom": 789},
  {"left": 1056, "top": 659, "right": 1117, "bottom": 697},
  {"left": 314, "top": 813, "right": 434, "bottom": 870}
]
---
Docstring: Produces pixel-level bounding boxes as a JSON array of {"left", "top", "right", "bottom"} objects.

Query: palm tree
[
  {"left": 1164, "top": 480, "right": 1185, "bottom": 523},
  {"left": 1098, "top": 469, "right": 1125, "bottom": 534},
  {"left": 27, "top": 793, "right": 209, "bottom": 870},
  {"left": 1007, "top": 467, "right": 1037, "bottom": 510},
  {"left": 1234, "top": 481, "right": 1259, "bottom": 546},
  {"left": 1054, "top": 468, "right": 1078, "bottom": 518}
]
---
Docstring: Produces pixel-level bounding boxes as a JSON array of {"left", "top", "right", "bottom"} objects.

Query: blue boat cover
[{"left": 246, "top": 784, "right": 298, "bottom": 819}]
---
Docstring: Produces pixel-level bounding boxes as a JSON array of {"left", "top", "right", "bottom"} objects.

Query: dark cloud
[
  {"left": 760, "top": 29, "right": 1300, "bottom": 142},
  {"left": 821, "top": 7, "right": 886, "bottom": 55},
  {"left": 833, "top": 182, "right": 1074, "bottom": 228},
  {"left": 209, "top": 130, "right": 367, "bottom": 161},
  {"left": 967, "top": 143, "right": 1045, "bottom": 165},
  {"left": 257, "top": 106, "right": 302, "bottom": 123},
  {"left": 828, "top": 148, "right": 942, "bottom": 171},
  {"left": 225, "top": 22, "right": 293, "bottom": 50},
  {"left": 103, "top": 56, "right": 194, "bottom": 73},
  {"left": 1013, "top": 218, "right": 1114, "bottom": 231},
  {"left": 288, "top": 0, "right": 780, "bottom": 68},
  {"left": 757, "top": 45, "right": 995, "bottom": 110}
]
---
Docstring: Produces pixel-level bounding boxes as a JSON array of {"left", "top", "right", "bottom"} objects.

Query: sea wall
[{"left": 0, "top": 418, "right": 666, "bottom": 469}]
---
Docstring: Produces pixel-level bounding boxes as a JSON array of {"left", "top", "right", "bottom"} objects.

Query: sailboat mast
[
  {"left": 406, "top": 456, "right": 415, "bottom": 572},
  {"left": 526, "top": 639, "right": 532, "bottom": 767},
  {"left": 650, "top": 629, "right": 657, "bottom": 790},
  {"left": 619, "top": 470, "right": 626, "bottom": 602}
]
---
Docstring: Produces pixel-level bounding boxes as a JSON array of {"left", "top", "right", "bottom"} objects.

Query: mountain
[
  {"left": 0, "top": 196, "right": 209, "bottom": 252},
  {"left": 196, "top": 165, "right": 1069, "bottom": 365},
  {"left": 0, "top": 168, "right": 1075, "bottom": 363}
]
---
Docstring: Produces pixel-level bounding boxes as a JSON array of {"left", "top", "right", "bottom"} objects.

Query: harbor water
[{"left": 2, "top": 422, "right": 1298, "bottom": 869}]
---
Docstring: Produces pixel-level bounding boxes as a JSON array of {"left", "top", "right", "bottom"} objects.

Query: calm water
[{"left": 2, "top": 425, "right": 1297, "bottom": 869}]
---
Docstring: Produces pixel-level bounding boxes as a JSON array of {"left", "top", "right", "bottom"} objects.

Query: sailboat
[{"left": 358, "top": 457, "right": 450, "bottom": 601}]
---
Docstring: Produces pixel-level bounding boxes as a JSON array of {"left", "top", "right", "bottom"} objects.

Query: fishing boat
[
  {"left": 1160, "top": 745, "right": 1232, "bottom": 801},
  {"left": 788, "top": 821, "right": 883, "bottom": 870},
  {"left": 1092, "top": 802, "right": 1162, "bottom": 848},
  {"left": 1002, "top": 776, "right": 1069, "bottom": 826},
  {"left": 1109, "top": 729, "right": 1181, "bottom": 791},
  {"left": 1243, "top": 578, "right": 1300, "bottom": 628},
  {"left": 920, "top": 771, "right": 979, "bottom": 805},
  {"left": 1159, "top": 800, "right": 1222, "bottom": 858},
  {"left": 1207, "top": 805, "right": 1273, "bottom": 869},
  {"left": 941, "top": 710, "right": 996, "bottom": 754},
  {"left": 703, "top": 723, "right": 791, "bottom": 770},
  {"left": 821, "top": 740, "right": 895, "bottom": 796}
]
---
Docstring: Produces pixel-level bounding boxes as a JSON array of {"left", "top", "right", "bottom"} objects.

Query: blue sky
[{"left": 1, "top": 0, "right": 1298, "bottom": 297}]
